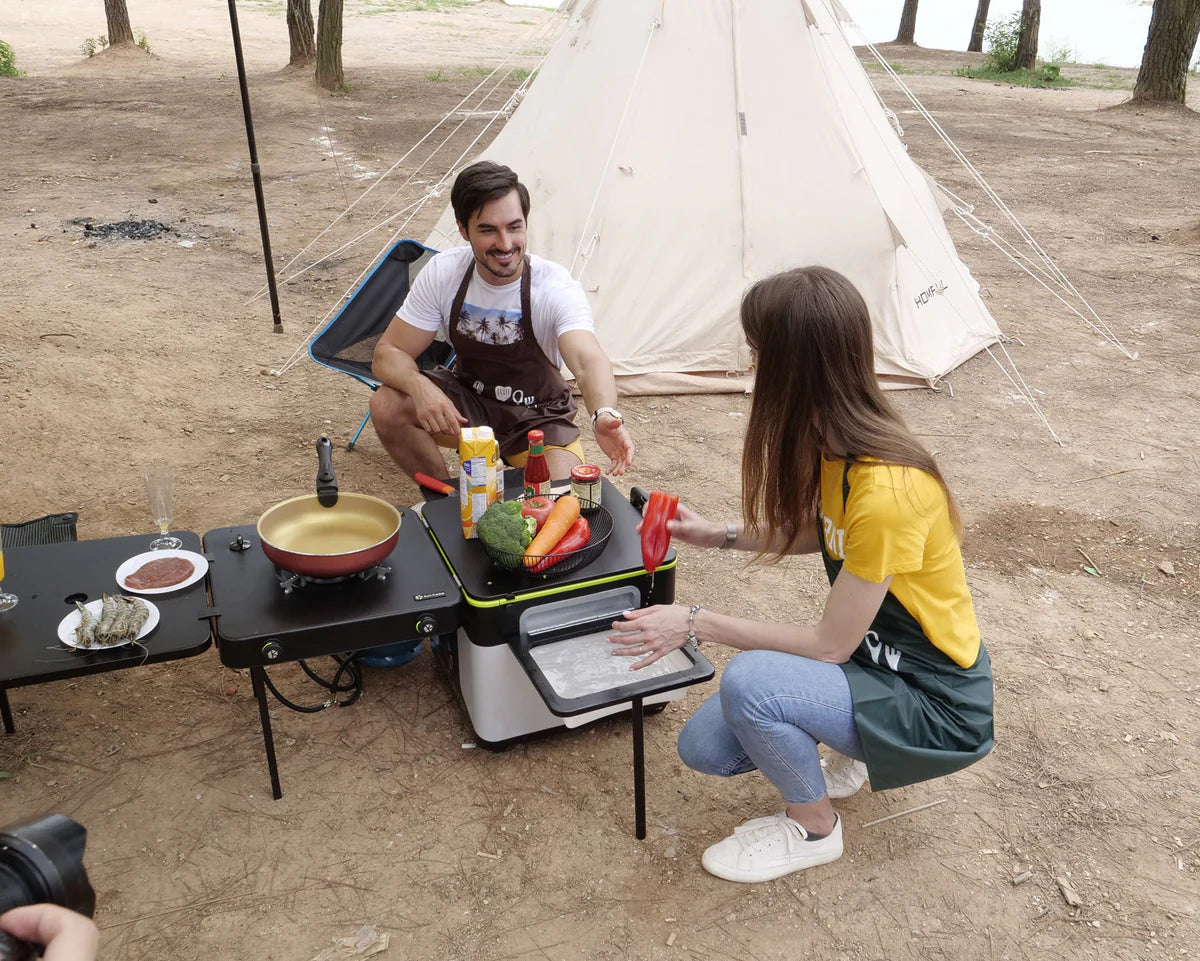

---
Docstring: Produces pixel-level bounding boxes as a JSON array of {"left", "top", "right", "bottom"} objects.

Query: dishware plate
[
  {"left": 115, "top": 549, "right": 208, "bottom": 594},
  {"left": 57, "top": 598, "right": 160, "bottom": 649}
]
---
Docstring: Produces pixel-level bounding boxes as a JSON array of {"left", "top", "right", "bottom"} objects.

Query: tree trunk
[
  {"left": 287, "top": 0, "right": 316, "bottom": 68},
  {"left": 968, "top": 0, "right": 991, "bottom": 53},
  {"left": 1015, "top": 0, "right": 1041, "bottom": 70},
  {"left": 315, "top": 0, "right": 343, "bottom": 91},
  {"left": 895, "top": 0, "right": 919, "bottom": 44},
  {"left": 104, "top": 0, "right": 135, "bottom": 46},
  {"left": 1132, "top": 0, "right": 1200, "bottom": 104}
]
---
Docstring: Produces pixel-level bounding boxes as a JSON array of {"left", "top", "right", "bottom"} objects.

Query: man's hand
[
  {"left": 411, "top": 378, "right": 468, "bottom": 439},
  {"left": 0, "top": 904, "right": 99, "bottom": 961},
  {"left": 594, "top": 415, "right": 634, "bottom": 475}
]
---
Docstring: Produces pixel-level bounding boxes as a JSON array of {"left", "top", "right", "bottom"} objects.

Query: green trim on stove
[{"left": 458, "top": 558, "right": 677, "bottom": 609}]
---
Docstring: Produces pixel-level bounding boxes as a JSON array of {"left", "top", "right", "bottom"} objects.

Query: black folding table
[{"left": 0, "top": 532, "right": 212, "bottom": 733}]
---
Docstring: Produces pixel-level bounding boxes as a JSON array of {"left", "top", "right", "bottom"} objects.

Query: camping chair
[
  {"left": 1, "top": 512, "right": 79, "bottom": 549},
  {"left": 310, "top": 239, "right": 454, "bottom": 450}
]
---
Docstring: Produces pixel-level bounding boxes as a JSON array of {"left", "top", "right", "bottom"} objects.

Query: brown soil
[{"left": 2, "top": 4, "right": 1198, "bottom": 960}]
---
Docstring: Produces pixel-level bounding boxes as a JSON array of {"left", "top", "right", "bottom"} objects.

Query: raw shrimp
[{"left": 73, "top": 600, "right": 100, "bottom": 648}]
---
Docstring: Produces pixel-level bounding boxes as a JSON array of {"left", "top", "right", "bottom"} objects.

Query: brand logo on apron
[
  {"left": 864, "top": 631, "right": 902, "bottom": 671},
  {"left": 473, "top": 380, "right": 485, "bottom": 394},
  {"left": 494, "top": 385, "right": 512, "bottom": 402}
]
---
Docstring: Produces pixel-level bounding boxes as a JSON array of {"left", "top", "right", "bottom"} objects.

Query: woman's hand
[
  {"left": 608, "top": 604, "right": 691, "bottom": 670},
  {"left": 666, "top": 503, "right": 727, "bottom": 548},
  {"left": 635, "top": 502, "right": 726, "bottom": 550}
]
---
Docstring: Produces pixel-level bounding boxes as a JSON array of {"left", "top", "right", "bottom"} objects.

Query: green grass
[
  {"left": 954, "top": 64, "right": 1079, "bottom": 88},
  {"left": 0, "top": 39, "right": 24, "bottom": 77},
  {"left": 862, "top": 61, "right": 939, "bottom": 76},
  {"left": 456, "top": 64, "right": 532, "bottom": 81}
]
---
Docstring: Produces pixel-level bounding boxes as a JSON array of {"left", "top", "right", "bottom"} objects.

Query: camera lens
[{"left": 0, "top": 815, "right": 95, "bottom": 918}]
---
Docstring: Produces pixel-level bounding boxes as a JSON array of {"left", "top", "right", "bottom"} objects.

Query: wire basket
[{"left": 482, "top": 497, "right": 613, "bottom": 577}]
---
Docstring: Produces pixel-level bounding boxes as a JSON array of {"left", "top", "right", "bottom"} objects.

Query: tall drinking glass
[
  {"left": 0, "top": 540, "right": 17, "bottom": 611},
  {"left": 143, "top": 464, "right": 183, "bottom": 551}
]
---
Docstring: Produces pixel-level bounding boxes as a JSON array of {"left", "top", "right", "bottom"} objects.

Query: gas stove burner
[{"left": 274, "top": 564, "right": 392, "bottom": 594}]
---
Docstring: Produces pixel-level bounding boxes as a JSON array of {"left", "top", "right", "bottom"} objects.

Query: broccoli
[{"left": 476, "top": 500, "right": 536, "bottom": 553}]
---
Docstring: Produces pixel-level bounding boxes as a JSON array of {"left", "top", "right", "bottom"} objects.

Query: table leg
[
  {"left": 1, "top": 688, "right": 13, "bottom": 735},
  {"left": 632, "top": 695, "right": 645, "bottom": 840},
  {"left": 250, "top": 667, "right": 283, "bottom": 800}
]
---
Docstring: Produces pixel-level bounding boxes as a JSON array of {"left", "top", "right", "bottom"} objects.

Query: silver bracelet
[
  {"left": 686, "top": 604, "right": 701, "bottom": 646},
  {"left": 720, "top": 522, "right": 737, "bottom": 549}
]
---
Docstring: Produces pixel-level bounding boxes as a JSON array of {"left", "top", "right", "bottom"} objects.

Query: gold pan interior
[{"left": 259, "top": 493, "right": 401, "bottom": 556}]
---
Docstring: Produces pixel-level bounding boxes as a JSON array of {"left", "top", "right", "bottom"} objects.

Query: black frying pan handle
[
  {"left": 316, "top": 436, "right": 339, "bottom": 508},
  {"left": 629, "top": 486, "right": 649, "bottom": 514}
]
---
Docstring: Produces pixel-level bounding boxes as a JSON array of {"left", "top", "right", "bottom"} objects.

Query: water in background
[
  {"left": 836, "top": 0, "right": 1151, "bottom": 68},
  {"left": 494, "top": 0, "right": 1154, "bottom": 70}
]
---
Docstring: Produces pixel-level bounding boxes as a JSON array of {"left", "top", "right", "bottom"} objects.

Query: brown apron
[{"left": 435, "top": 256, "right": 578, "bottom": 460}]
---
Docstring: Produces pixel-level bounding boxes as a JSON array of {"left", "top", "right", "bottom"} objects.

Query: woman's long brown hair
[{"left": 740, "top": 267, "right": 961, "bottom": 558}]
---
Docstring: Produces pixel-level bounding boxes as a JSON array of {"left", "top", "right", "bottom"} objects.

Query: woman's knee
[{"left": 717, "top": 651, "right": 775, "bottom": 719}]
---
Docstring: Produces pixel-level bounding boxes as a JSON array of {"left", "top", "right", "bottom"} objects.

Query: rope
[
  {"left": 850, "top": 29, "right": 1128, "bottom": 357},
  {"left": 246, "top": 12, "right": 567, "bottom": 306}
]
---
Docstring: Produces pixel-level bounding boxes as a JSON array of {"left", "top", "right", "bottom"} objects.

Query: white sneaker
[
  {"left": 701, "top": 813, "right": 843, "bottom": 883},
  {"left": 821, "top": 752, "right": 868, "bottom": 799}
]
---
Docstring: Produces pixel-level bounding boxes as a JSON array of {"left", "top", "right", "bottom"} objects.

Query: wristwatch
[{"left": 591, "top": 406, "right": 624, "bottom": 428}]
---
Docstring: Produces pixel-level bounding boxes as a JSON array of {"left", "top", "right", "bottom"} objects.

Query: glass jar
[{"left": 569, "top": 464, "right": 602, "bottom": 507}]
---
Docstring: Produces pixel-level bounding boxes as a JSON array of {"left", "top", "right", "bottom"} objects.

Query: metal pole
[{"left": 227, "top": 0, "right": 284, "bottom": 333}]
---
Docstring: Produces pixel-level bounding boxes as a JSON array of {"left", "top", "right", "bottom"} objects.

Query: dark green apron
[{"left": 822, "top": 461, "right": 994, "bottom": 790}]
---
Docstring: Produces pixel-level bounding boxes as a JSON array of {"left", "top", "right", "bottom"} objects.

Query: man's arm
[
  {"left": 372, "top": 318, "right": 465, "bottom": 438},
  {"left": 558, "top": 329, "right": 634, "bottom": 475}
]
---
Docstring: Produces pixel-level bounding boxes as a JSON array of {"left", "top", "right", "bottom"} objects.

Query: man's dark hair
[{"left": 451, "top": 161, "right": 531, "bottom": 228}]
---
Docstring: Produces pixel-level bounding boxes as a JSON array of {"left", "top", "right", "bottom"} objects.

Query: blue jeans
[{"left": 678, "top": 651, "right": 864, "bottom": 805}]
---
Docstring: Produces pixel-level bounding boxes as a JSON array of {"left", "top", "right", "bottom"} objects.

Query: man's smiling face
[{"left": 459, "top": 189, "right": 527, "bottom": 286}]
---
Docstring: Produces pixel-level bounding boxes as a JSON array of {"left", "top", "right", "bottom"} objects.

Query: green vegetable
[{"left": 477, "top": 500, "right": 535, "bottom": 553}]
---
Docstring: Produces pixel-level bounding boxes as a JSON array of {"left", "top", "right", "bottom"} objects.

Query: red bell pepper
[
  {"left": 641, "top": 491, "right": 679, "bottom": 573},
  {"left": 530, "top": 516, "right": 591, "bottom": 574}
]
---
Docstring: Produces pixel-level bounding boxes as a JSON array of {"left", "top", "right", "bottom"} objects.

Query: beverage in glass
[
  {"left": 143, "top": 464, "right": 183, "bottom": 551},
  {"left": 0, "top": 541, "right": 16, "bottom": 612}
]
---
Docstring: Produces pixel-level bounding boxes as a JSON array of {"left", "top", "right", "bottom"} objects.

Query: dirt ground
[{"left": 2, "top": 2, "right": 1199, "bottom": 959}]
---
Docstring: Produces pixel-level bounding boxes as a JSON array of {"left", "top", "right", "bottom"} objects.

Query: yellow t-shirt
[{"left": 820, "top": 457, "right": 981, "bottom": 668}]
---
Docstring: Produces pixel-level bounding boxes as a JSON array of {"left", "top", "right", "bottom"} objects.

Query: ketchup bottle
[{"left": 523, "top": 429, "right": 552, "bottom": 498}]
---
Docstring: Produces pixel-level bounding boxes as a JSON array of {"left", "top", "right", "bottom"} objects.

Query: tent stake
[{"left": 227, "top": 0, "right": 284, "bottom": 333}]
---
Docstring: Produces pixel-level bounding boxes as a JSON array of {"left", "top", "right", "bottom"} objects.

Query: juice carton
[{"left": 459, "top": 426, "right": 499, "bottom": 538}]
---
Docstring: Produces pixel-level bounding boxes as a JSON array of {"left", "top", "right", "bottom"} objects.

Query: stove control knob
[
  {"left": 416, "top": 615, "right": 438, "bottom": 636},
  {"left": 261, "top": 640, "right": 284, "bottom": 662}
]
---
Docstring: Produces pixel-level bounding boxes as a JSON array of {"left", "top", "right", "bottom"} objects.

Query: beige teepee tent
[{"left": 426, "top": 0, "right": 1002, "bottom": 393}]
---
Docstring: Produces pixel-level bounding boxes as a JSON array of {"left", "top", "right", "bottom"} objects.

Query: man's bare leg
[
  {"left": 545, "top": 446, "right": 584, "bottom": 481},
  {"left": 370, "top": 385, "right": 450, "bottom": 479}
]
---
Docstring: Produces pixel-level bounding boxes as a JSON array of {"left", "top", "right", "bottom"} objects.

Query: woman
[{"left": 609, "top": 267, "right": 993, "bottom": 884}]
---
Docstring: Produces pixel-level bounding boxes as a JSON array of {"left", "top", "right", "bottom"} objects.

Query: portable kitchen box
[{"left": 420, "top": 473, "right": 714, "bottom": 837}]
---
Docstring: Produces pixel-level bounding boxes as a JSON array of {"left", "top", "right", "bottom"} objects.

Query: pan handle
[{"left": 316, "top": 435, "right": 339, "bottom": 508}]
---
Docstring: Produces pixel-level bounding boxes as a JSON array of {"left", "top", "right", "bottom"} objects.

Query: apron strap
[{"left": 448, "top": 257, "right": 476, "bottom": 343}]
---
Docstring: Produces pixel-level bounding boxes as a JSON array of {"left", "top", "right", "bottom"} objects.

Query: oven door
[{"left": 511, "top": 586, "right": 714, "bottom": 718}]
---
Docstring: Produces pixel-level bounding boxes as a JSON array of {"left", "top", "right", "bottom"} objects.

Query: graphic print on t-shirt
[{"left": 456, "top": 303, "right": 525, "bottom": 347}]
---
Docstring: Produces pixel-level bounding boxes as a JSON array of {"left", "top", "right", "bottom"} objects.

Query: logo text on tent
[{"left": 914, "top": 281, "right": 948, "bottom": 308}]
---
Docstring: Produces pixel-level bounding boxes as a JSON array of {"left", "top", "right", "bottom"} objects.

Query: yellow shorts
[{"left": 504, "top": 438, "right": 586, "bottom": 470}]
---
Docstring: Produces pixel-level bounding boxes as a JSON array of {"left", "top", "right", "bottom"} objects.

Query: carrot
[{"left": 523, "top": 494, "right": 581, "bottom": 568}]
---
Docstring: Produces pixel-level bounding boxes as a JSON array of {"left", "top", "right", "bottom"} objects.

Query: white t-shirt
[{"left": 397, "top": 246, "right": 595, "bottom": 368}]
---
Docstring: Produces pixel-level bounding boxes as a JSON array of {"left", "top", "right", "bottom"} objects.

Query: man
[{"left": 370, "top": 161, "right": 635, "bottom": 481}]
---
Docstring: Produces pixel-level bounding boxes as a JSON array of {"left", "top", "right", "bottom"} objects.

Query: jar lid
[{"left": 570, "top": 464, "right": 601, "bottom": 481}]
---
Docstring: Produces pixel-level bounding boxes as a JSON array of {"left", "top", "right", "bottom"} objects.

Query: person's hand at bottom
[{"left": 0, "top": 904, "right": 99, "bottom": 961}]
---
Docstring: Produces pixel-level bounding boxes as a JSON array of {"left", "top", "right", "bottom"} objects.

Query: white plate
[
  {"left": 57, "top": 598, "right": 160, "bottom": 650},
  {"left": 115, "top": 549, "right": 208, "bottom": 595}
]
